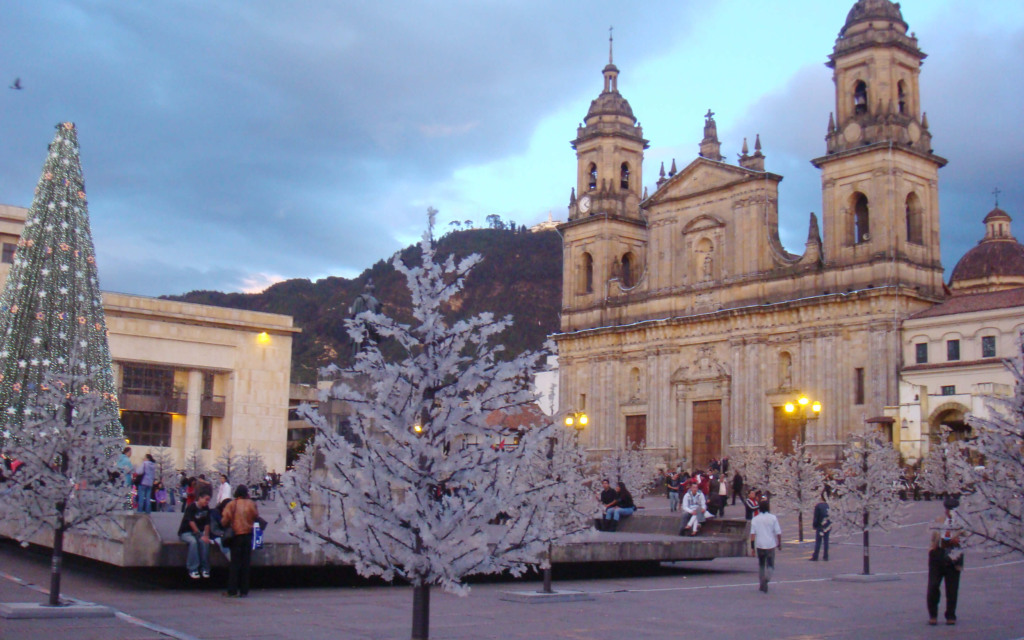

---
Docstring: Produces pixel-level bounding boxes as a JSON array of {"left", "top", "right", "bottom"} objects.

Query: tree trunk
[
  {"left": 862, "top": 510, "right": 871, "bottom": 575},
  {"left": 541, "top": 543, "right": 553, "bottom": 593},
  {"left": 411, "top": 583, "right": 430, "bottom": 640},
  {"left": 797, "top": 512, "right": 804, "bottom": 542},
  {"left": 48, "top": 519, "right": 64, "bottom": 606}
]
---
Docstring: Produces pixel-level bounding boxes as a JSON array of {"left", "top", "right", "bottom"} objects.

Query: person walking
[
  {"left": 716, "top": 473, "right": 729, "bottom": 516},
  {"left": 927, "top": 496, "right": 965, "bottom": 626},
  {"left": 750, "top": 500, "right": 782, "bottom": 593},
  {"left": 221, "top": 484, "right": 260, "bottom": 597},
  {"left": 136, "top": 453, "right": 156, "bottom": 514},
  {"left": 810, "top": 492, "right": 831, "bottom": 561}
]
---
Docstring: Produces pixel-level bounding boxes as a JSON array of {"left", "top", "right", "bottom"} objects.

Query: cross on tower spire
[
  {"left": 993, "top": 187, "right": 1002, "bottom": 207},
  {"left": 609, "top": 26, "right": 614, "bottom": 64}
]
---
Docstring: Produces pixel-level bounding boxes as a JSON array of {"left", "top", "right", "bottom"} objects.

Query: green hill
[{"left": 163, "top": 228, "right": 563, "bottom": 383}]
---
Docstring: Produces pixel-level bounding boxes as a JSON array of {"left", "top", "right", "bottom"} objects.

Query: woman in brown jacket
[{"left": 220, "top": 484, "right": 260, "bottom": 597}]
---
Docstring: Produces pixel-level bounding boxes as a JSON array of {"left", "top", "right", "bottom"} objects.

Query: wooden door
[
  {"left": 773, "top": 406, "right": 801, "bottom": 454},
  {"left": 692, "top": 400, "right": 721, "bottom": 469},
  {"left": 625, "top": 414, "right": 647, "bottom": 448}
]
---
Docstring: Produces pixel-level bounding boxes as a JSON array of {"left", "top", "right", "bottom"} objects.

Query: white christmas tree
[
  {"left": 919, "top": 425, "right": 968, "bottom": 498},
  {"left": 184, "top": 445, "right": 207, "bottom": 479},
  {"left": 0, "top": 370, "right": 124, "bottom": 605},
  {"left": 775, "top": 438, "right": 824, "bottom": 542},
  {"left": 598, "top": 443, "right": 659, "bottom": 498},
  {"left": 736, "top": 445, "right": 785, "bottom": 501},
  {"left": 239, "top": 444, "right": 267, "bottom": 489},
  {"left": 959, "top": 353, "right": 1024, "bottom": 557},
  {"left": 276, "top": 212, "right": 592, "bottom": 640},
  {"left": 149, "top": 443, "right": 176, "bottom": 488},
  {"left": 214, "top": 442, "right": 237, "bottom": 483},
  {"left": 831, "top": 426, "right": 904, "bottom": 575}
]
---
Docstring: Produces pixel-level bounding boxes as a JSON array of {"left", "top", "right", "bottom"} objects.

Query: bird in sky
[{"left": 10, "top": 78, "right": 23, "bottom": 90}]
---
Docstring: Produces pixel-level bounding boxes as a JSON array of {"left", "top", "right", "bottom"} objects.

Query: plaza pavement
[{"left": 1, "top": 498, "right": 1022, "bottom": 640}]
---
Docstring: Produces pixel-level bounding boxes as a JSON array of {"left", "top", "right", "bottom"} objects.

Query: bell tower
[
  {"left": 568, "top": 31, "right": 648, "bottom": 222},
  {"left": 812, "top": 0, "right": 947, "bottom": 298},
  {"left": 559, "top": 31, "right": 649, "bottom": 329}
]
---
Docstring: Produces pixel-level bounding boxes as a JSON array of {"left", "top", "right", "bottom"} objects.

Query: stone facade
[
  {"left": 555, "top": 1, "right": 949, "bottom": 466},
  {"left": 0, "top": 204, "right": 297, "bottom": 472}
]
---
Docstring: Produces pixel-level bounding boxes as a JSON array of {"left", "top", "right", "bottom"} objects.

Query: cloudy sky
[{"left": 2, "top": 1, "right": 1022, "bottom": 296}]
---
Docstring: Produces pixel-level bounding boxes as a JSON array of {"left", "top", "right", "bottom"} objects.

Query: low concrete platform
[
  {"left": 0, "top": 602, "right": 114, "bottom": 619},
  {"left": 0, "top": 504, "right": 750, "bottom": 569}
]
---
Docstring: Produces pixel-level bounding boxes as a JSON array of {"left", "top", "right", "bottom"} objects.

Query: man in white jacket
[
  {"left": 214, "top": 474, "right": 233, "bottom": 506},
  {"left": 681, "top": 483, "right": 709, "bottom": 535}
]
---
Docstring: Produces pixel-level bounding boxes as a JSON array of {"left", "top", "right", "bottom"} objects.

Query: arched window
[
  {"left": 854, "top": 193, "right": 870, "bottom": 244},
  {"left": 853, "top": 80, "right": 868, "bottom": 115},
  {"left": 582, "top": 252, "right": 594, "bottom": 294},
  {"left": 897, "top": 80, "right": 907, "bottom": 115},
  {"left": 621, "top": 252, "right": 634, "bottom": 287},
  {"left": 588, "top": 164, "right": 597, "bottom": 191},
  {"left": 905, "top": 192, "right": 923, "bottom": 244},
  {"left": 620, "top": 162, "right": 630, "bottom": 190}
]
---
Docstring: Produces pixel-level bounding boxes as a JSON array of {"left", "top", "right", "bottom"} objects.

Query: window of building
[
  {"left": 905, "top": 192, "right": 923, "bottom": 245},
  {"left": 915, "top": 343, "right": 928, "bottom": 364},
  {"left": 947, "top": 339, "right": 960, "bottom": 362},
  {"left": 982, "top": 336, "right": 996, "bottom": 358},
  {"left": 202, "top": 371, "right": 215, "bottom": 400},
  {"left": 121, "top": 411, "right": 172, "bottom": 447},
  {"left": 621, "top": 252, "right": 633, "bottom": 287},
  {"left": 201, "top": 416, "right": 213, "bottom": 450},
  {"left": 588, "top": 164, "right": 597, "bottom": 191},
  {"left": 582, "top": 252, "right": 594, "bottom": 294},
  {"left": 620, "top": 162, "right": 630, "bottom": 190},
  {"left": 121, "top": 363, "right": 175, "bottom": 396},
  {"left": 579, "top": 393, "right": 587, "bottom": 411},
  {"left": 854, "top": 367, "right": 865, "bottom": 405},
  {"left": 941, "top": 385, "right": 956, "bottom": 396},
  {"left": 854, "top": 193, "right": 870, "bottom": 244},
  {"left": 853, "top": 80, "right": 868, "bottom": 115},
  {"left": 1, "top": 243, "right": 16, "bottom": 264}
]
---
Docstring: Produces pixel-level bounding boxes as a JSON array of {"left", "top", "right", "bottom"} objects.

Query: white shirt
[
  {"left": 214, "top": 481, "right": 233, "bottom": 505},
  {"left": 682, "top": 490, "right": 706, "bottom": 514},
  {"left": 750, "top": 512, "right": 782, "bottom": 549}
]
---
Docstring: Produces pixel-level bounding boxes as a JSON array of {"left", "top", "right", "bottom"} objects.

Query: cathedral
[{"left": 553, "top": 0, "right": 991, "bottom": 465}]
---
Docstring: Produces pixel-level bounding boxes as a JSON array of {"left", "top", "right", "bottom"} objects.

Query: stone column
[{"left": 183, "top": 369, "right": 203, "bottom": 457}]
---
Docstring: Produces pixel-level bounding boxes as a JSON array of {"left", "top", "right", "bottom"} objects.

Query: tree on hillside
[
  {"left": 919, "top": 425, "right": 969, "bottom": 498},
  {"left": 959, "top": 353, "right": 1024, "bottom": 557},
  {"left": 599, "top": 444, "right": 659, "bottom": 498},
  {"left": 277, "top": 211, "right": 591, "bottom": 640},
  {"left": 832, "top": 426, "right": 904, "bottom": 575},
  {"left": 775, "top": 439, "right": 824, "bottom": 542},
  {"left": 0, "top": 371, "right": 123, "bottom": 606}
]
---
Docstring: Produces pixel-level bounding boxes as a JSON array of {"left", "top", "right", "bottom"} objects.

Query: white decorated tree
[
  {"left": 0, "top": 371, "right": 123, "bottom": 605},
  {"left": 832, "top": 426, "right": 904, "bottom": 575},
  {"left": 958, "top": 353, "right": 1024, "bottom": 557},
  {"left": 736, "top": 445, "right": 785, "bottom": 502},
  {"left": 184, "top": 445, "right": 207, "bottom": 479},
  {"left": 149, "top": 443, "right": 176, "bottom": 488},
  {"left": 214, "top": 442, "right": 237, "bottom": 483},
  {"left": 775, "top": 439, "right": 824, "bottom": 542},
  {"left": 599, "top": 443, "right": 659, "bottom": 498},
  {"left": 919, "top": 425, "right": 969, "bottom": 498},
  {"left": 276, "top": 211, "right": 592, "bottom": 640},
  {"left": 239, "top": 444, "right": 267, "bottom": 490}
]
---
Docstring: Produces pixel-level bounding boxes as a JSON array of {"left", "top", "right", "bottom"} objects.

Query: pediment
[{"left": 644, "top": 157, "right": 780, "bottom": 207}]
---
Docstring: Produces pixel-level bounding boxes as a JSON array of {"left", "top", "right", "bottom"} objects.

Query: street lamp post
[
  {"left": 783, "top": 394, "right": 821, "bottom": 542},
  {"left": 540, "top": 410, "right": 588, "bottom": 594}
]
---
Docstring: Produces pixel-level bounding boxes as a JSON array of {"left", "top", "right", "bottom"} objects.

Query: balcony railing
[
  {"left": 200, "top": 394, "right": 226, "bottom": 418},
  {"left": 118, "top": 387, "right": 188, "bottom": 415}
]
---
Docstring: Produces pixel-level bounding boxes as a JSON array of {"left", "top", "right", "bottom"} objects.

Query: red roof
[
  {"left": 909, "top": 287, "right": 1024, "bottom": 320},
  {"left": 485, "top": 404, "right": 549, "bottom": 431}
]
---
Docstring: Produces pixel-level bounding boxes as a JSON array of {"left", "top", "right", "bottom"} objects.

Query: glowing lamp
[
  {"left": 784, "top": 403, "right": 795, "bottom": 413},
  {"left": 812, "top": 402, "right": 822, "bottom": 413},
  {"left": 564, "top": 415, "right": 575, "bottom": 428},
  {"left": 798, "top": 396, "right": 809, "bottom": 406},
  {"left": 412, "top": 423, "right": 423, "bottom": 435},
  {"left": 257, "top": 331, "right": 271, "bottom": 344},
  {"left": 578, "top": 414, "right": 588, "bottom": 426}
]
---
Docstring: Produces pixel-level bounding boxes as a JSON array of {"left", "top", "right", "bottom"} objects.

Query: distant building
[
  {"left": 529, "top": 213, "right": 563, "bottom": 234},
  {"left": 553, "top": 0, "right": 1017, "bottom": 468},
  {"left": 897, "top": 208, "right": 1024, "bottom": 463},
  {"left": 0, "top": 203, "right": 297, "bottom": 472}
]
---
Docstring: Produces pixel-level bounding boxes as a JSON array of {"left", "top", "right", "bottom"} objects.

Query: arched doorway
[{"left": 928, "top": 403, "right": 971, "bottom": 444}]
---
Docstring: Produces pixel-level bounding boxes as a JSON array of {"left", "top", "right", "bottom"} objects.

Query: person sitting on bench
[{"left": 682, "top": 483, "right": 710, "bottom": 535}]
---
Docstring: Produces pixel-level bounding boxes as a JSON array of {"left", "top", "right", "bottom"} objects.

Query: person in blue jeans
[
  {"left": 136, "top": 453, "right": 156, "bottom": 514},
  {"left": 603, "top": 481, "right": 635, "bottom": 531},
  {"left": 810, "top": 492, "right": 831, "bottom": 561},
  {"left": 177, "top": 489, "right": 212, "bottom": 579}
]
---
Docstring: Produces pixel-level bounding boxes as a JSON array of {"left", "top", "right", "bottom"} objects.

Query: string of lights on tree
[{"left": 0, "top": 122, "right": 122, "bottom": 443}]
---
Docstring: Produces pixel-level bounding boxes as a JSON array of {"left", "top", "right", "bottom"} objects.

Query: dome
[
  {"left": 950, "top": 207, "right": 1024, "bottom": 292},
  {"left": 586, "top": 90, "right": 636, "bottom": 121},
  {"left": 840, "top": 0, "right": 907, "bottom": 36}
]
